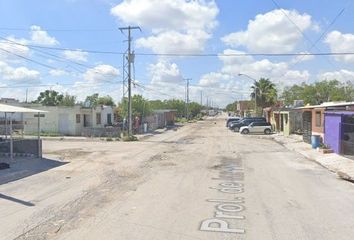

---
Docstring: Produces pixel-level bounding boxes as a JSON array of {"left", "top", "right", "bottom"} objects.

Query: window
[
  {"left": 76, "top": 114, "right": 80, "bottom": 124},
  {"left": 107, "top": 113, "right": 112, "bottom": 125},
  {"left": 315, "top": 111, "right": 321, "bottom": 127},
  {"left": 96, "top": 113, "right": 101, "bottom": 125}
]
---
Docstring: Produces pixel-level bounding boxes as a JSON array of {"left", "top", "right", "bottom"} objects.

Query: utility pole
[
  {"left": 200, "top": 91, "right": 203, "bottom": 106},
  {"left": 119, "top": 26, "right": 141, "bottom": 136},
  {"left": 184, "top": 78, "right": 191, "bottom": 120}
]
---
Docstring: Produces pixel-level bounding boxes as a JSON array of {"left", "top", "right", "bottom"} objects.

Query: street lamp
[{"left": 238, "top": 73, "right": 258, "bottom": 116}]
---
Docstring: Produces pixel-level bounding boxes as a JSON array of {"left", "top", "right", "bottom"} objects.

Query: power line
[
  {"left": 0, "top": 27, "right": 118, "bottom": 32},
  {"left": 0, "top": 80, "right": 123, "bottom": 89},
  {"left": 0, "top": 47, "right": 58, "bottom": 70},
  {"left": 3, "top": 39, "right": 354, "bottom": 57},
  {"left": 0, "top": 36, "right": 121, "bottom": 73}
]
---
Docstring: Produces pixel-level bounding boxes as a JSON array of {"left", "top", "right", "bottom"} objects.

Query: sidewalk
[{"left": 248, "top": 133, "right": 354, "bottom": 181}]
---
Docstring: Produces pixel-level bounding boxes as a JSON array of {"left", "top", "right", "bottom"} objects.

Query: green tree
[
  {"left": 225, "top": 101, "right": 237, "bottom": 112},
  {"left": 188, "top": 102, "right": 202, "bottom": 118},
  {"left": 59, "top": 93, "right": 76, "bottom": 107},
  {"left": 84, "top": 93, "right": 99, "bottom": 107},
  {"left": 34, "top": 90, "right": 64, "bottom": 106},
  {"left": 251, "top": 78, "right": 277, "bottom": 109},
  {"left": 97, "top": 95, "right": 115, "bottom": 106},
  {"left": 163, "top": 99, "right": 186, "bottom": 117},
  {"left": 282, "top": 80, "right": 354, "bottom": 105},
  {"left": 149, "top": 100, "right": 165, "bottom": 110},
  {"left": 118, "top": 95, "right": 152, "bottom": 119}
]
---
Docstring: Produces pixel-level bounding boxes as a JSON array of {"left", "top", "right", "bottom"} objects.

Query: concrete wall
[
  {"left": 23, "top": 106, "right": 82, "bottom": 135},
  {"left": 280, "top": 112, "right": 290, "bottom": 136},
  {"left": 312, "top": 108, "right": 325, "bottom": 141},
  {"left": 22, "top": 105, "right": 114, "bottom": 136},
  {"left": 0, "top": 139, "right": 42, "bottom": 157},
  {"left": 324, "top": 114, "right": 341, "bottom": 153}
]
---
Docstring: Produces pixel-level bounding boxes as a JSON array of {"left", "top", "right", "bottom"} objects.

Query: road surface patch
[{"left": 199, "top": 156, "right": 246, "bottom": 235}]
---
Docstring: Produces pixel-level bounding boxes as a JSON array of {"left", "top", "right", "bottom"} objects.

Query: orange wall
[{"left": 311, "top": 108, "right": 325, "bottom": 141}]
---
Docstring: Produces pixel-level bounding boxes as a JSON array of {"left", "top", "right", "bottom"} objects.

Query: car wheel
[
  {"left": 241, "top": 129, "right": 249, "bottom": 134},
  {"left": 264, "top": 129, "right": 271, "bottom": 135},
  {"left": 233, "top": 127, "right": 239, "bottom": 132}
]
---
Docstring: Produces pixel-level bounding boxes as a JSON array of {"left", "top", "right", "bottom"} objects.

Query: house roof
[
  {"left": 296, "top": 101, "right": 354, "bottom": 109},
  {"left": 0, "top": 103, "right": 47, "bottom": 113},
  {"left": 153, "top": 109, "right": 177, "bottom": 113}
]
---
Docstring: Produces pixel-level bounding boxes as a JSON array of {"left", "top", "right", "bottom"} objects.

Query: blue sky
[{"left": 0, "top": 0, "right": 353, "bottom": 107}]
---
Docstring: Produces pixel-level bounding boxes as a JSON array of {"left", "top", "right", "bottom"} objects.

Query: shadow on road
[
  {"left": 0, "top": 157, "right": 68, "bottom": 185},
  {"left": 0, "top": 193, "right": 35, "bottom": 206}
]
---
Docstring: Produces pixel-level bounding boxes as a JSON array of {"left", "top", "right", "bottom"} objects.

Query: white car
[{"left": 239, "top": 121, "right": 272, "bottom": 135}]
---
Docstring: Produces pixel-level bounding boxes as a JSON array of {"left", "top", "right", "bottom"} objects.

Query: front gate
[
  {"left": 341, "top": 122, "right": 354, "bottom": 156},
  {"left": 303, "top": 111, "right": 312, "bottom": 143}
]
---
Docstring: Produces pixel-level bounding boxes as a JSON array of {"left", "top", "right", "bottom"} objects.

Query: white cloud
[
  {"left": 0, "top": 36, "right": 30, "bottom": 61},
  {"left": 218, "top": 49, "right": 254, "bottom": 65},
  {"left": 0, "top": 61, "right": 40, "bottom": 83},
  {"left": 63, "top": 49, "right": 88, "bottom": 62},
  {"left": 30, "top": 25, "right": 59, "bottom": 46},
  {"left": 111, "top": 0, "right": 219, "bottom": 54},
  {"left": 111, "top": 0, "right": 218, "bottom": 32},
  {"left": 49, "top": 69, "right": 69, "bottom": 77},
  {"left": 222, "top": 9, "right": 313, "bottom": 53},
  {"left": 136, "top": 30, "right": 210, "bottom": 54},
  {"left": 290, "top": 51, "right": 315, "bottom": 63},
  {"left": 199, "top": 72, "right": 230, "bottom": 88},
  {"left": 325, "top": 31, "right": 354, "bottom": 63},
  {"left": 318, "top": 69, "right": 354, "bottom": 84},
  {"left": 149, "top": 60, "right": 183, "bottom": 85},
  {"left": 83, "top": 64, "right": 120, "bottom": 83}
]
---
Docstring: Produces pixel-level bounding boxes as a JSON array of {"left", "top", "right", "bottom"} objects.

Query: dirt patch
[{"left": 44, "top": 148, "right": 91, "bottom": 160}]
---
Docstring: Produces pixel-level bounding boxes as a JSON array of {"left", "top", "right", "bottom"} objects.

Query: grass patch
[{"left": 122, "top": 135, "right": 138, "bottom": 142}]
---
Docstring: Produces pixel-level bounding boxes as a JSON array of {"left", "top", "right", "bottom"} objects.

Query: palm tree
[{"left": 251, "top": 78, "right": 277, "bottom": 109}]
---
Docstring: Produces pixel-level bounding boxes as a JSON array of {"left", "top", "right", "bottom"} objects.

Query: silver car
[{"left": 239, "top": 122, "right": 272, "bottom": 135}]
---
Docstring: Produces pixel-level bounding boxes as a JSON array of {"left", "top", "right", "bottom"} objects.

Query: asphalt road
[{"left": 1, "top": 116, "right": 354, "bottom": 240}]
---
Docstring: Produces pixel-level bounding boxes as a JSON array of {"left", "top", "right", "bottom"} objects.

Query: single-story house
[
  {"left": 144, "top": 109, "right": 177, "bottom": 131},
  {"left": 263, "top": 107, "right": 302, "bottom": 136},
  {"left": 297, "top": 101, "right": 354, "bottom": 144},
  {"left": 5, "top": 104, "right": 117, "bottom": 136},
  {"left": 324, "top": 111, "right": 354, "bottom": 155},
  {"left": 279, "top": 109, "right": 303, "bottom": 136}
]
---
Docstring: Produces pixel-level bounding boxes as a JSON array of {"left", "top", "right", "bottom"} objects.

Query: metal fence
[{"left": 82, "top": 127, "right": 121, "bottom": 138}]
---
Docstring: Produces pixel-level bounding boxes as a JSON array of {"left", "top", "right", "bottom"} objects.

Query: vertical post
[
  {"left": 254, "top": 87, "right": 257, "bottom": 117},
  {"left": 10, "top": 113, "right": 13, "bottom": 161},
  {"left": 200, "top": 91, "right": 203, "bottom": 106},
  {"left": 119, "top": 26, "right": 140, "bottom": 136},
  {"left": 127, "top": 27, "right": 132, "bottom": 136},
  {"left": 4, "top": 112, "right": 7, "bottom": 140},
  {"left": 184, "top": 78, "right": 191, "bottom": 120},
  {"left": 37, "top": 112, "right": 41, "bottom": 158},
  {"left": 187, "top": 79, "right": 189, "bottom": 120}
]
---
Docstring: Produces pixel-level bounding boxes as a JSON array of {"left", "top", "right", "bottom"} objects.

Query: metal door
[
  {"left": 58, "top": 113, "right": 69, "bottom": 135},
  {"left": 303, "top": 111, "right": 312, "bottom": 143}
]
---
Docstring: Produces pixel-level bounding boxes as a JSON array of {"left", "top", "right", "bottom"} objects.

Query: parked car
[
  {"left": 226, "top": 117, "right": 241, "bottom": 127},
  {"left": 230, "top": 117, "right": 266, "bottom": 132},
  {"left": 239, "top": 121, "right": 272, "bottom": 135}
]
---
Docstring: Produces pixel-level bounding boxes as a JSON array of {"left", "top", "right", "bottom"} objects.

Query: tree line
[
  {"left": 32, "top": 90, "right": 203, "bottom": 120},
  {"left": 226, "top": 79, "right": 354, "bottom": 111}
]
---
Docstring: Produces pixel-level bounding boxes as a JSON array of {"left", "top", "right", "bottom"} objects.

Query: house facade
[
  {"left": 21, "top": 104, "right": 116, "bottom": 136},
  {"left": 324, "top": 111, "right": 354, "bottom": 155},
  {"left": 298, "top": 102, "right": 354, "bottom": 144}
]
